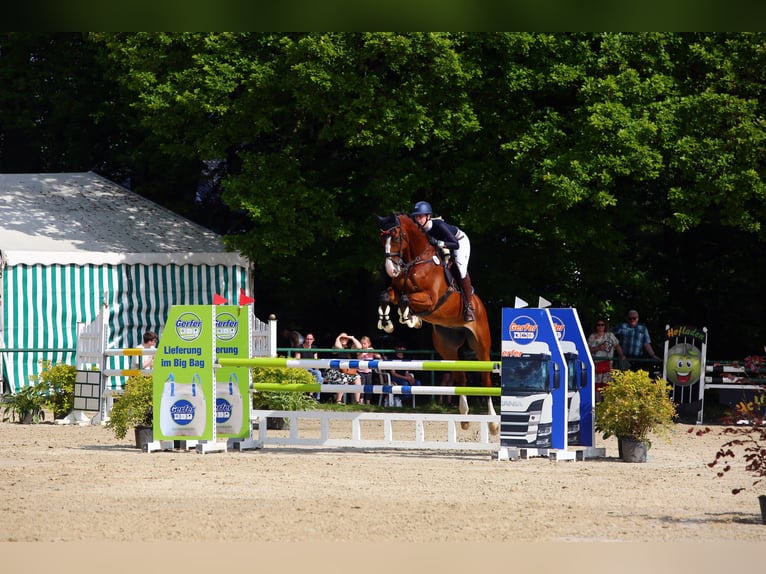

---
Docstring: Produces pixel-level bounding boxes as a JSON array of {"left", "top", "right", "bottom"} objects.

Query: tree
[{"left": 5, "top": 32, "right": 764, "bottom": 356}]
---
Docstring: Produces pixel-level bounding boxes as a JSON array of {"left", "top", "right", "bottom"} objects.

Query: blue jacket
[{"left": 425, "top": 219, "right": 460, "bottom": 250}]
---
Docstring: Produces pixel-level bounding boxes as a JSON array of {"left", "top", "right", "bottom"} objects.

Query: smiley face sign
[{"left": 665, "top": 343, "right": 702, "bottom": 387}]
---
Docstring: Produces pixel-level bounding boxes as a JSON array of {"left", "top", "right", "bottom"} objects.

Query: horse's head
[{"left": 376, "top": 213, "right": 434, "bottom": 279}]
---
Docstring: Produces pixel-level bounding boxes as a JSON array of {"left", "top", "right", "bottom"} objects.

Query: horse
[{"left": 376, "top": 213, "right": 498, "bottom": 434}]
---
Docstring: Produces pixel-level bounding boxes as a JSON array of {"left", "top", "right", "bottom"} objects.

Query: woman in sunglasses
[{"left": 588, "top": 319, "right": 626, "bottom": 399}]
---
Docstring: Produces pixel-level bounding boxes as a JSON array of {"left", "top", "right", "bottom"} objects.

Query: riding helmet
[{"left": 411, "top": 201, "right": 433, "bottom": 216}]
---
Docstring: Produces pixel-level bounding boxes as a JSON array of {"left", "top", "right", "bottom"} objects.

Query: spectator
[
  {"left": 281, "top": 328, "right": 304, "bottom": 351},
  {"left": 358, "top": 335, "right": 383, "bottom": 405},
  {"left": 133, "top": 331, "right": 158, "bottom": 370},
  {"left": 324, "top": 333, "right": 362, "bottom": 404},
  {"left": 389, "top": 344, "right": 421, "bottom": 407},
  {"left": 613, "top": 310, "right": 660, "bottom": 371},
  {"left": 587, "top": 319, "right": 626, "bottom": 401},
  {"left": 295, "top": 332, "right": 323, "bottom": 400},
  {"left": 436, "top": 371, "right": 454, "bottom": 407}
]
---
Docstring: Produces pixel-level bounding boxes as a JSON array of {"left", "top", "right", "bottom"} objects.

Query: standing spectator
[
  {"left": 587, "top": 319, "right": 625, "bottom": 400},
  {"left": 324, "top": 333, "right": 362, "bottom": 404},
  {"left": 358, "top": 336, "right": 383, "bottom": 405},
  {"left": 613, "top": 310, "right": 660, "bottom": 371},
  {"left": 295, "top": 332, "right": 323, "bottom": 400},
  {"left": 133, "top": 331, "right": 158, "bottom": 371}
]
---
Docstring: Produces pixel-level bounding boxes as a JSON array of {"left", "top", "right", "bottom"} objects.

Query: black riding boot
[{"left": 460, "top": 274, "right": 476, "bottom": 322}]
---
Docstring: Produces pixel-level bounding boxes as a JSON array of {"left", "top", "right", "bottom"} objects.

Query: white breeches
[{"left": 454, "top": 233, "right": 470, "bottom": 278}]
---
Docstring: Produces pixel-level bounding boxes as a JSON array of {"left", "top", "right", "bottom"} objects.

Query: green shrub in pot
[
  {"left": 595, "top": 369, "right": 677, "bottom": 444},
  {"left": 105, "top": 374, "right": 153, "bottom": 440}
]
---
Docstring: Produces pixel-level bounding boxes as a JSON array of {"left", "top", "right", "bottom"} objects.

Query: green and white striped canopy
[{"left": 0, "top": 172, "right": 252, "bottom": 393}]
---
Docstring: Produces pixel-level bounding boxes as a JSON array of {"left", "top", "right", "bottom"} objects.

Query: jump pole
[
  {"left": 248, "top": 383, "right": 500, "bottom": 397},
  {"left": 217, "top": 357, "right": 500, "bottom": 373}
]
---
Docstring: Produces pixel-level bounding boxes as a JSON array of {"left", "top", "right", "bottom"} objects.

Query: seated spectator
[
  {"left": 389, "top": 344, "right": 421, "bottom": 406},
  {"left": 282, "top": 328, "right": 304, "bottom": 351},
  {"left": 324, "top": 332, "right": 362, "bottom": 404},
  {"left": 437, "top": 371, "right": 454, "bottom": 407},
  {"left": 295, "top": 332, "right": 322, "bottom": 400}
]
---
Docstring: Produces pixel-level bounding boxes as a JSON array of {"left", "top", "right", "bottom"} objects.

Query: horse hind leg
[
  {"left": 458, "top": 394, "right": 470, "bottom": 430},
  {"left": 486, "top": 396, "right": 498, "bottom": 435}
]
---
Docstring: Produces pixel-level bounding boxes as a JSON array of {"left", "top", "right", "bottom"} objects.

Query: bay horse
[{"left": 376, "top": 213, "right": 498, "bottom": 434}]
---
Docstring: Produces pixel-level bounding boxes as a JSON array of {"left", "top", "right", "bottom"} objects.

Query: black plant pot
[
  {"left": 134, "top": 424, "right": 153, "bottom": 449},
  {"left": 619, "top": 437, "right": 648, "bottom": 463}
]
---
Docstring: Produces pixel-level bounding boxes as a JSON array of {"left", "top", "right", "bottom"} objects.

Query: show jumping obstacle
[{"left": 218, "top": 356, "right": 502, "bottom": 452}]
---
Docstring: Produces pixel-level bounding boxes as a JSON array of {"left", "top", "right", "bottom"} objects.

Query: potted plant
[
  {"left": 595, "top": 369, "right": 677, "bottom": 462},
  {"left": 251, "top": 367, "right": 319, "bottom": 429},
  {"left": 105, "top": 374, "right": 154, "bottom": 448},
  {"left": 36, "top": 360, "right": 76, "bottom": 420},
  {"left": 1, "top": 361, "right": 77, "bottom": 424},
  {"left": 1, "top": 381, "right": 49, "bottom": 424}
]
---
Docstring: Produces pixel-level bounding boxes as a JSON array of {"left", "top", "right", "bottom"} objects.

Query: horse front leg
[
  {"left": 377, "top": 289, "right": 396, "bottom": 334},
  {"left": 397, "top": 296, "right": 423, "bottom": 329}
]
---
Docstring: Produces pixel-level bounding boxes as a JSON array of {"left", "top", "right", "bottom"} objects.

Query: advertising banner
[
  {"left": 663, "top": 324, "right": 707, "bottom": 423},
  {"left": 549, "top": 308, "right": 595, "bottom": 447},
  {"left": 214, "top": 306, "right": 252, "bottom": 438},
  {"left": 500, "top": 307, "right": 568, "bottom": 450},
  {"left": 152, "top": 305, "right": 215, "bottom": 441}
]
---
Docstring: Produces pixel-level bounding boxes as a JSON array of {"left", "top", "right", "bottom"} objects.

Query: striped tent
[{"left": 0, "top": 172, "right": 253, "bottom": 393}]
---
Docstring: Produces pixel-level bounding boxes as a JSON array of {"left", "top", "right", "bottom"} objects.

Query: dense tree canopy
[{"left": 2, "top": 32, "right": 765, "bottom": 358}]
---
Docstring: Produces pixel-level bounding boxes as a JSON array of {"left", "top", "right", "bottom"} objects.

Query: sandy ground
[{"left": 1, "top": 412, "right": 765, "bottom": 550}]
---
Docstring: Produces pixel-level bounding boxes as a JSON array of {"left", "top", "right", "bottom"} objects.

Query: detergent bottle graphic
[
  {"left": 216, "top": 373, "right": 243, "bottom": 435},
  {"left": 159, "top": 373, "right": 207, "bottom": 437}
]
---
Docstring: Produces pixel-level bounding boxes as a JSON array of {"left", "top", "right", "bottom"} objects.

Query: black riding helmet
[{"left": 411, "top": 201, "right": 433, "bottom": 217}]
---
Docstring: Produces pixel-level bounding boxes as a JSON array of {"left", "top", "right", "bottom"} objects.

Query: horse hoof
[
  {"left": 489, "top": 422, "right": 499, "bottom": 436},
  {"left": 460, "top": 421, "right": 470, "bottom": 430}
]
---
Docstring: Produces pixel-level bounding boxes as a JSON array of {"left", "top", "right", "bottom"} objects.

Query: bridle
[{"left": 380, "top": 215, "right": 433, "bottom": 271}]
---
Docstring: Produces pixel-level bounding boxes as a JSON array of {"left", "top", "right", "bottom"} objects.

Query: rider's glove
[{"left": 436, "top": 240, "right": 445, "bottom": 248}]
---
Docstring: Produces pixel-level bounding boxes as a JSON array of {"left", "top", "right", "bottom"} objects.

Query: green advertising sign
[
  {"left": 214, "top": 306, "right": 251, "bottom": 438},
  {"left": 152, "top": 305, "right": 215, "bottom": 441}
]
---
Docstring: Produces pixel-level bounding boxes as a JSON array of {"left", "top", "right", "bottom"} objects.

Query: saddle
[{"left": 437, "top": 250, "right": 461, "bottom": 293}]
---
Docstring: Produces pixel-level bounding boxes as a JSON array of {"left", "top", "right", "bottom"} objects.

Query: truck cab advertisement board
[
  {"left": 500, "top": 308, "right": 568, "bottom": 451},
  {"left": 549, "top": 308, "right": 595, "bottom": 447}
]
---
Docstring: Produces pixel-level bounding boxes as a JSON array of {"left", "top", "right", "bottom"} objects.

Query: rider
[{"left": 410, "top": 200, "right": 475, "bottom": 322}]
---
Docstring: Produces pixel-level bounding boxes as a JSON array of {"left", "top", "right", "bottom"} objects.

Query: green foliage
[
  {"left": 595, "top": 369, "right": 677, "bottom": 442},
  {"left": 35, "top": 361, "right": 76, "bottom": 419},
  {"left": 2, "top": 361, "right": 77, "bottom": 423},
  {"left": 1, "top": 382, "right": 48, "bottom": 424},
  {"left": 251, "top": 367, "right": 319, "bottom": 412},
  {"left": 3, "top": 33, "right": 766, "bottom": 355},
  {"left": 105, "top": 375, "right": 153, "bottom": 440}
]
